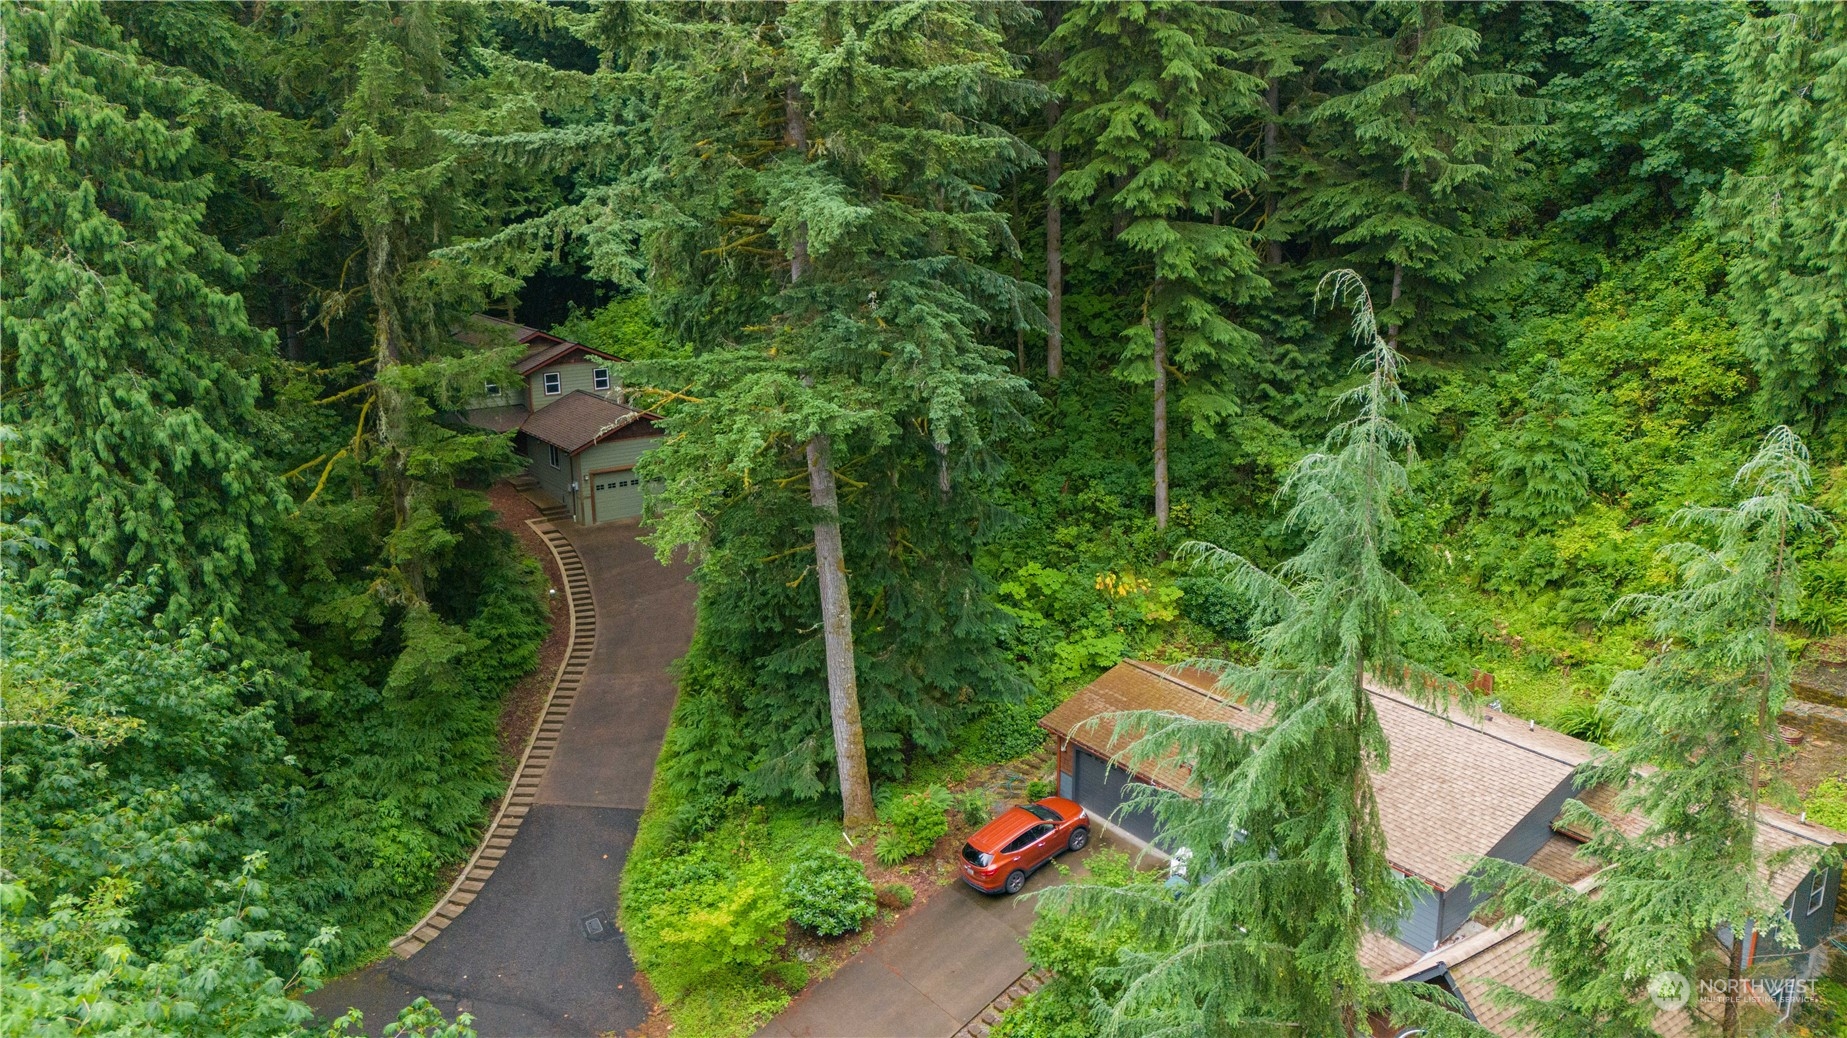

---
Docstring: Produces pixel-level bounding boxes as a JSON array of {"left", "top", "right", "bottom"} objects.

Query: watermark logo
[{"left": 1648, "top": 971, "right": 1692, "bottom": 1012}]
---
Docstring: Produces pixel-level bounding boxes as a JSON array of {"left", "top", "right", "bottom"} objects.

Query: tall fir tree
[
  {"left": 1, "top": 0, "right": 286, "bottom": 626},
  {"left": 579, "top": 1, "right": 1038, "bottom": 817},
  {"left": 1481, "top": 426, "right": 1831, "bottom": 1037},
  {"left": 1041, "top": 273, "right": 1479, "bottom": 1038},
  {"left": 1299, "top": 1, "right": 1544, "bottom": 353},
  {"left": 1050, "top": 0, "right": 1271, "bottom": 528},
  {"left": 1716, "top": 2, "right": 1847, "bottom": 424}
]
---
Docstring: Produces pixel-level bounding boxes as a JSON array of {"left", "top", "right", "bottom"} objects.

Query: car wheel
[
  {"left": 1004, "top": 870, "right": 1026, "bottom": 895},
  {"left": 1068, "top": 827, "right": 1090, "bottom": 852}
]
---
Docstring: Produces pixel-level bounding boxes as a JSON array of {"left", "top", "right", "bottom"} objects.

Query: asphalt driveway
[
  {"left": 757, "top": 843, "right": 1100, "bottom": 1038},
  {"left": 307, "top": 520, "right": 694, "bottom": 1037}
]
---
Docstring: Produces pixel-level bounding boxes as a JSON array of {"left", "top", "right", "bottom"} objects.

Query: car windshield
[
  {"left": 960, "top": 842, "right": 991, "bottom": 867},
  {"left": 1025, "top": 803, "right": 1062, "bottom": 822}
]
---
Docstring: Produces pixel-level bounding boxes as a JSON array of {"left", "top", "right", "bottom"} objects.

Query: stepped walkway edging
[{"left": 388, "top": 518, "right": 596, "bottom": 958}]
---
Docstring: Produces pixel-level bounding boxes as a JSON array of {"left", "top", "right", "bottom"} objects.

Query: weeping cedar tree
[
  {"left": 1051, "top": 0, "right": 1269, "bottom": 529},
  {"left": 1036, "top": 273, "right": 1482, "bottom": 1038},
  {"left": 601, "top": 1, "right": 1039, "bottom": 820},
  {"left": 1474, "top": 427, "right": 1832, "bottom": 1038},
  {"left": 1, "top": 0, "right": 287, "bottom": 628},
  {"left": 1300, "top": 1, "right": 1544, "bottom": 355},
  {"left": 1716, "top": 2, "right": 1847, "bottom": 423}
]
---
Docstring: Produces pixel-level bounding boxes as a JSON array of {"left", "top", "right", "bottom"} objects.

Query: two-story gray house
[{"left": 455, "top": 315, "right": 663, "bottom": 525}]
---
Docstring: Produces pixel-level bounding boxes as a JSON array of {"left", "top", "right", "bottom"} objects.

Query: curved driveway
[{"left": 309, "top": 522, "right": 694, "bottom": 1036}]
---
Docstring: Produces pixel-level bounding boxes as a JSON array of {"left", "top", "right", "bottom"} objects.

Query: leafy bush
[
  {"left": 1805, "top": 778, "right": 1847, "bottom": 832},
  {"left": 624, "top": 850, "right": 787, "bottom": 1001},
  {"left": 783, "top": 850, "right": 876, "bottom": 937},
  {"left": 877, "top": 882, "right": 915, "bottom": 910},
  {"left": 956, "top": 791, "right": 991, "bottom": 828},
  {"left": 962, "top": 699, "right": 1050, "bottom": 764},
  {"left": 1026, "top": 779, "right": 1055, "bottom": 801},
  {"left": 876, "top": 787, "right": 951, "bottom": 861},
  {"left": 765, "top": 959, "right": 810, "bottom": 993},
  {"left": 1551, "top": 697, "right": 1611, "bottom": 745}
]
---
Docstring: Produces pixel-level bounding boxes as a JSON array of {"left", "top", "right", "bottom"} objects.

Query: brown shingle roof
[
  {"left": 1039, "top": 661, "right": 1258, "bottom": 793},
  {"left": 458, "top": 405, "right": 529, "bottom": 433},
  {"left": 1044, "top": 662, "right": 1577, "bottom": 891},
  {"left": 519, "top": 391, "right": 660, "bottom": 454},
  {"left": 453, "top": 314, "right": 623, "bottom": 374}
]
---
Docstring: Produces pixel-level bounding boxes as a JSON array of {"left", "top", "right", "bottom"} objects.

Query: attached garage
[
  {"left": 1070, "top": 747, "right": 1159, "bottom": 844},
  {"left": 519, "top": 390, "right": 663, "bottom": 525}
]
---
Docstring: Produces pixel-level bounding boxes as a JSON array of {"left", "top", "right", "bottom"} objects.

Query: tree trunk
[
  {"left": 787, "top": 79, "right": 872, "bottom": 826},
  {"left": 1722, "top": 927, "right": 1744, "bottom": 1036},
  {"left": 1262, "top": 76, "right": 1282, "bottom": 266},
  {"left": 1045, "top": 98, "right": 1063, "bottom": 380},
  {"left": 1152, "top": 316, "right": 1169, "bottom": 529},
  {"left": 1385, "top": 167, "right": 1410, "bottom": 351},
  {"left": 806, "top": 432, "right": 876, "bottom": 828}
]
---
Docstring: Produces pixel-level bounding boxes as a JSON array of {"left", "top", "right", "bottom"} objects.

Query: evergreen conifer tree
[
  {"left": 1041, "top": 273, "right": 1479, "bottom": 1037},
  {"left": 1480, "top": 426, "right": 1831, "bottom": 1037},
  {"left": 1, "top": 0, "right": 286, "bottom": 625},
  {"left": 1050, "top": 0, "right": 1270, "bottom": 528},
  {"left": 1716, "top": 2, "right": 1847, "bottom": 422},
  {"left": 1300, "top": 2, "right": 1544, "bottom": 353},
  {"left": 589, "top": 1, "right": 1038, "bottom": 821}
]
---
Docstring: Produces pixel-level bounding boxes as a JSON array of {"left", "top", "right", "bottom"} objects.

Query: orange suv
[{"left": 959, "top": 796, "right": 1090, "bottom": 894}]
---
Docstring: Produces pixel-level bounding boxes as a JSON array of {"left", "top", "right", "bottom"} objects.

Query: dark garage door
[{"left": 1073, "top": 748, "right": 1160, "bottom": 844}]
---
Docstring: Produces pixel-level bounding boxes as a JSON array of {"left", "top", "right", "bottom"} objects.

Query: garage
[
  {"left": 591, "top": 469, "right": 644, "bottom": 523},
  {"left": 1072, "top": 748, "right": 1160, "bottom": 844}
]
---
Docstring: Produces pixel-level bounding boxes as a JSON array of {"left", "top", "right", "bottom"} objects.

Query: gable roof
[
  {"left": 455, "top": 314, "right": 624, "bottom": 375},
  {"left": 519, "top": 390, "right": 661, "bottom": 454},
  {"left": 1043, "top": 662, "right": 1579, "bottom": 891}
]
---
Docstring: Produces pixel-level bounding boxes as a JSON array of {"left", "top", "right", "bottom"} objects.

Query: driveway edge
[{"left": 388, "top": 519, "right": 597, "bottom": 958}]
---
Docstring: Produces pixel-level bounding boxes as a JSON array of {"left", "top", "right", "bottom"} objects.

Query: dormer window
[
  {"left": 543, "top": 372, "right": 562, "bottom": 396},
  {"left": 485, "top": 381, "right": 500, "bottom": 397},
  {"left": 594, "top": 367, "right": 610, "bottom": 391}
]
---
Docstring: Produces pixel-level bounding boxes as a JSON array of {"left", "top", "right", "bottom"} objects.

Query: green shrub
[
  {"left": 873, "top": 833, "right": 911, "bottom": 868},
  {"left": 783, "top": 850, "right": 877, "bottom": 937},
  {"left": 1551, "top": 697, "right": 1610, "bottom": 745},
  {"left": 766, "top": 958, "right": 810, "bottom": 993},
  {"left": 962, "top": 699, "right": 1050, "bottom": 764},
  {"left": 956, "top": 791, "right": 991, "bottom": 828},
  {"left": 1026, "top": 779, "right": 1055, "bottom": 801},
  {"left": 876, "top": 787, "right": 950, "bottom": 861},
  {"left": 1806, "top": 777, "right": 1847, "bottom": 832},
  {"left": 877, "top": 882, "right": 915, "bottom": 910},
  {"left": 624, "top": 851, "right": 788, "bottom": 1001}
]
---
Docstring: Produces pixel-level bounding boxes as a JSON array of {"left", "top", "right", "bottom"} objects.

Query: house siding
[
  {"left": 528, "top": 438, "right": 574, "bottom": 513},
  {"left": 1785, "top": 866, "right": 1840, "bottom": 955},
  {"left": 1397, "top": 878, "right": 1443, "bottom": 951},
  {"left": 529, "top": 359, "right": 617, "bottom": 411},
  {"left": 571, "top": 435, "right": 658, "bottom": 521}
]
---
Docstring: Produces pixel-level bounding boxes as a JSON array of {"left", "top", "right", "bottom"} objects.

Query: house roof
[
  {"left": 1384, "top": 914, "right": 1698, "bottom": 1038},
  {"left": 458, "top": 405, "right": 530, "bottom": 434},
  {"left": 519, "top": 391, "right": 661, "bottom": 454},
  {"left": 1561, "top": 782, "right": 1842, "bottom": 904},
  {"left": 455, "top": 314, "right": 624, "bottom": 375},
  {"left": 1043, "top": 662, "right": 1580, "bottom": 891}
]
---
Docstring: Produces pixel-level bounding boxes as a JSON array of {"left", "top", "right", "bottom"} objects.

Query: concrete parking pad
[{"left": 760, "top": 852, "right": 1087, "bottom": 1038}]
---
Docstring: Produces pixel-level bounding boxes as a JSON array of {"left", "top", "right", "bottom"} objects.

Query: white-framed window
[
  {"left": 548, "top": 444, "right": 560, "bottom": 468},
  {"left": 543, "top": 371, "right": 562, "bottom": 395},
  {"left": 485, "top": 381, "right": 500, "bottom": 397},
  {"left": 1809, "top": 877, "right": 1828, "bottom": 915},
  {"left": 593, "top": 367, "right": 610, "bottom": 391}
]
